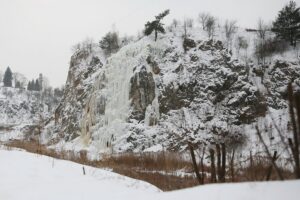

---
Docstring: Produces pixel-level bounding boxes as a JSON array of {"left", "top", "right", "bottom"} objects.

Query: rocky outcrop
[
  {"left": 159, "top": 40, "right": 266, "bottom": 126},
  {"left": 265, "top": 60, "right": 300, "bottom": 109},
  {"left": 53, "top": 48, "right": 103, "bottom": 141},
  {"left": 183, "top": 38, "right": 196, "bottom": 52},
  {"left": 159, "top": 81, "right": 196, "bottom": 114},
  {"left": 68, "top": 36, "right": 268, "bottom": 153},
  {"left": 46, "top": 32, "right": 297, "bottom": 154},
  {"left": 130, "top": 66, "right": 156, "bottom": 121}
]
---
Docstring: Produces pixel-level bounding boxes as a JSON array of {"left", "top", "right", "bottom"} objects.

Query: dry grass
[
  {"left": 95, "top": 152, "right": 201, "bottom": 190},
  {"left": 113, "top": 168, "right": 198, "bottom": 191},
  {"left": 4, "top": 139, "right": 295, "bottom": 191},
  {"left": 229, "top": 154, "right": 294, "bottom": 182},
  {"left": 100, "top": 152, "right": 192, "bottom": 171},
  {"left": 0, "top": 125, "right": 14, "bottom": 132},
  {"left": 4, "top": 140, "right": 200, "bottom": 191}
]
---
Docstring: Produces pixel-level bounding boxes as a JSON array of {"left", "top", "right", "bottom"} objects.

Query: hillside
[
  {"left": 41, "top": 26, "right": 300, "bottom": 158},
  {"left": 0, "top": 86, "right": 62, "bottom": 142}
]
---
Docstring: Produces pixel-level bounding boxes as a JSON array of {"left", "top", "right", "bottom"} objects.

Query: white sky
[{"left": 0, "top": 0, "right": 296, "bottom": 87}]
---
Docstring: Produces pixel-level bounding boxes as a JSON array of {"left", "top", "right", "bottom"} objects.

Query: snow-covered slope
[
  {"left": 0, "top": 85, "right": 62, "bottom": 143},
  {"left": 0, "top": 87, "right": 48, "bottom": 142},
  {"left": 0, "top": 149, "right": 160, "bottom": 200},
  {"left": 0, "top": 149, "right": 299, "bottom": 200},
  {"left": 0, "top": 87, "right": 43, "bottom": 125}
]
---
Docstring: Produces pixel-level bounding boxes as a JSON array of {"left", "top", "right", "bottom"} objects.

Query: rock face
[
  {"left": 52, "top": 48, "right": 104, "bottom": 141},
  {"left": 130, "top": 66, "right": 156, "bottom": 121},
  {"left": 46, "top": 31, "right": 299, "bottom": 154},
  {"left": 265, "top": 60, "right": 300, "bottom": 109},
  {"left": 55, "top": 34, "right": 267, "bottom": 153}
]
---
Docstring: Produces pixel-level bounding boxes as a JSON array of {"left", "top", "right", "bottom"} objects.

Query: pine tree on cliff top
[{"left": 144, "top": 9, "right": 170, "bottom": 41}]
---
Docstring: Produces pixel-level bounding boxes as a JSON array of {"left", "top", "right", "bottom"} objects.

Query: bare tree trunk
[
  {"left": 249, "top": 150, "right": 253, "bottom": 180},
  {"left": 266, "top": 151, "right": 278, "bottom": 181},
  {"left": 200, "top": 147, "right": 206, "bottom": 184},
  {"left": 296, "top": 94, "right": 300, "bottom": 178},
  {"left": 296, "top": 93, "right": 300, "bottom": 142},
  {"left": 288, "top": 138, "right": 300, "bottom": 178},
  {"left": 210, "top": 149, "right": 216, "bottom": 183},
  {"left": 256, "top": 125, "right": 284, "bottom": 180},
  {"left": 230, "top": 149, "right": 235, "bottom": 182},
  {"left": 189, "top": 143, "right": 202, "bottom": 184},
  {"left": 288, "top": 84, "right": 300, "bottom": 178},
  {"left": 220, "top": 143, "right": 226, "bottom": 182},
  {"left": 216, "top": 144, "right": 221, "bottom": 182}
]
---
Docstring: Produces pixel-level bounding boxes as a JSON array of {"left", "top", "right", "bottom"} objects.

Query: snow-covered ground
[
  {"left": 0, "top": 148, "right": 160, "bottom": 200},
  {"left": 0, "top": 148, "right": 299, "bottom": 200}
]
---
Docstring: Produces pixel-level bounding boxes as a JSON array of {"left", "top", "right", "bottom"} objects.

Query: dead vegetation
[
  {"left": 4, "top": 140, "right": 199, "bottom": 191},
  {"left": 2, "top": 83, "right": 299, "bottom": 191},
  {"left": 3, "top": 138, "right": 295, "bottom": 191},
  {"left": 0, "top": 125, "right": 15, "bottom": 132}
]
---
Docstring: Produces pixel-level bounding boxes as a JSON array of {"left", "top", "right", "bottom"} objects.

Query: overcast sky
[{"left": 0, "top": 0, "right": 295, "bottom": 87}]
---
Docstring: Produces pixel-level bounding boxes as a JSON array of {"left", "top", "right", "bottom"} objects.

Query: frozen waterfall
[{"left": 81, "top": 38, "right": 166, "bottom": 152}]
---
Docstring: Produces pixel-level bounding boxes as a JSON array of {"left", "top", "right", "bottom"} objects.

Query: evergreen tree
[
  {"left": 30, "top": 80, "right": 33, "bottom": 90},
  {"left": 15, "top": 81, "right": 21, "bottom": 88},
  {"left": 144, "top": 9, "right": 170, "bottom": 41},
  {"left": 3, "top": 67, "right": 13, "bottom": 87},
  {"left": 28, "top": 79, "right": 35, "bottom": 91},
  {"left": 273, "top": 1, "right": 300, "bottom": 47},
  {"left": 99, "top": 31, "right": 120, "bottom": 56},
  {"left": 35, "top": 79, "right": 40, "bottom": 91},
  {"left": 27, "top": 81, "right": 31, "bottom": 90}
]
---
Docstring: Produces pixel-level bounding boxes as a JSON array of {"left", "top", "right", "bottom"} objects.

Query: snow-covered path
[{"left": 0, "top": 149, "right": 299, "bottom": 200}]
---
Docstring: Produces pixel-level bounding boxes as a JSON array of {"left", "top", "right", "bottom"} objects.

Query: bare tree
[
  {"left": 235, "top": 36, "right": 249, "bottom": 57},
  {"left": 183, "top": 19, "right": 188, "bottom": 38},
  {"left": 262, "top": 83, "right": 300, "bottom": 180},
  {"left": 253, "top": 19, "right": 269, "bottom": 66},
  {"left": 256, "top": 125, "right": 284, "bottom": 180},
  {"left": 189, "top": 142, "right": 202, "bottom": 184},
  {"left": 185, "top": 18, "right": 194, "bottom": 28},
  {"left": 257, "top": 18, "right": 268, "bottom": 42},
  {"left": 210, "top": 148, "right": 217, "bottom": 183},
  {"left": 198, "top": 13, "right": 210, "bottom": 30},
  {"left": 198, "top": 146, "right": 206, "bottom": 184},
  {"left": 13, "top": 72, "right": 27, "bottom": 89},
  {"left": 172, "top": 19, "right": 179, "bottom": 28},
  {"left": 206, "top": 16, "right": 216, "bottom": 39},
  {"left": 287, "top": 83, "right": 300, "bottom": 178},
  {"left": 224, "top": 20, "right": 238, "bottom": 51},
  {"left": 229, "top": 148, "right": 235, "bottom": 182},
  {"left": 169, "top": 19, "right": 180, "bottom": 33},
  {"left": 72, "top": 38, "right": 95, "bottom": 54}
]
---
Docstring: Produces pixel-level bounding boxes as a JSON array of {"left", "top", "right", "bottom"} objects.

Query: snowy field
[{"left": 0, "top": 149, "right": 299, "bottom": 200}]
